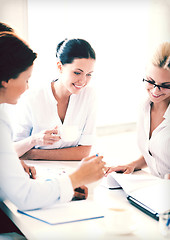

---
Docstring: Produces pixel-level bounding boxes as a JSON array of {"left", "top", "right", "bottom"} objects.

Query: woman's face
[
  {"left": 145, "top": 64, "right": 170, "bottom": 104},
  {"left": 3, "top": 65, "right": 33, "bottom": 104},
  {"left": 58, "top": 58, "right": 95, "bottom": 94}
]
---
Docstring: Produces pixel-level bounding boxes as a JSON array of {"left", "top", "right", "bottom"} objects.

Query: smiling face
[
  {"left": 0, "top": 65, "right": 33, "bottom": 104},
  {"left": 145, "top": 64, "right": 170, "bottom": 105},
  {"left": 58, "top": 58, "right": 95, "bottom": 95}
]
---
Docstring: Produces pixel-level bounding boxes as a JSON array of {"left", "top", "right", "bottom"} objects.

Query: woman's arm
[
  {"left": 106, "top": 155, "right": 147, "bottom": 175},
  {"left": 20, "top": 145, "right": 92, "bottom": 161},
  {"left": 14, "top": 136, "right": 35, "bottom": 157},
  {"left": 14, "top": 128, "right": 60, "bottom": 157}
]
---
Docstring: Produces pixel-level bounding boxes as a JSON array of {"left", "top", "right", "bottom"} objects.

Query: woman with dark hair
[
  {"left": 0, "top": 21, "right": 36, "bottom": 177},
  {"left": 0, "top": 22, "right": 14, "bottom": 32},
  {"left": 13, "top": 38, "right": 97, "bottom": 161},
  {"left": 0, "top": 32, "right": 106, "bottom": 211}
]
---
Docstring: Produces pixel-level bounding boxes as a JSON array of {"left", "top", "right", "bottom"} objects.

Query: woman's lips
[
  {"left": 151, "top": 92, "right": 163, "bottom": 98},
  {"left": 73, "top": 83, "right": 85, "bottom": 89}
]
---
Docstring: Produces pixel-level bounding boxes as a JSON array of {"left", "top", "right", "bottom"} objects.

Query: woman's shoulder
[
  {"left": 0, "top": 104, "right": 12, "bottom": 134},
  {"left": 0, "top": 104, "right": 10, "bottom": 123},
  {"left": 139, "top": 95, "right": 151, "bottom": 111},
  {"left": 20, "top": 82, "right": 52, "bottom": 102}
]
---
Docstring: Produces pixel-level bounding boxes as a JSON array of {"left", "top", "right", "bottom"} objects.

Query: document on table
[
  {"left": 102, "top": 171, "right": 170, "bottom": 220},
  {"left": 18, "top": 200, "right": 105, "bottom": 225},
  {"left": 27, "top": 162, "right": 74, "bottom": 181}
]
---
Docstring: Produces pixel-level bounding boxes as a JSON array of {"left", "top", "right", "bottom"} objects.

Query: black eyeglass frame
[{"left": 143, "top": 78, "right": 170, "bottom": 90}]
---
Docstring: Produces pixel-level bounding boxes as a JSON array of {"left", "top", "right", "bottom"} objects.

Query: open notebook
[{"left": 102, "top": 171, "right": 170, "bottom": 221}]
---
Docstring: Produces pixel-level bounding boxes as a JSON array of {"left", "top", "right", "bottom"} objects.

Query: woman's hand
[
  {"left": 69, "top": 154, "right": 106, "bottom": 189},
  {"left": 14, "top": 126, "right": 61, "bottom": 158},
  {"left": 31, "top": 126, "right": 61, "bottom": 147},
  {"left": 105, "top": 162, "right": 137, "bottom": 176},
  {"left": 105, "top": 157, "right": 147, "bottom": 176},
  {"left": 20, "top": 160, "right": 36, "bottom": 179},
  {"left": 72, "top": 186, "right": 88, "bottom": 201}
]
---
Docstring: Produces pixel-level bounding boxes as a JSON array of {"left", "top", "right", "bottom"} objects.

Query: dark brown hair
[{"left": 0, "top": 32, "right": 37, "bottom": 87}]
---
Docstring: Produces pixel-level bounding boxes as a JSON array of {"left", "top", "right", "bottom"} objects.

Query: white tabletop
[{"left": 0, "top": 160, "right": 167, "bottom": 240}]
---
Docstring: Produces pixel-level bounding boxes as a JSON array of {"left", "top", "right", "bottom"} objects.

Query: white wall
[
  {"left": 0, "top": 0, "right": 28, "bottom": 40},
  {"left": 27, "top": 0, "right": 151, "bottom": 126},
  {"left": 1, "top": 0, "right": 170, "bottom": 127}
]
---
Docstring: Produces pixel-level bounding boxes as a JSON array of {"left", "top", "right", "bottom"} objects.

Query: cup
[
  {"left": 59, "top": 125, "right": 79, "bottom": 142},
  {"left": 104, "top": 207, "right": 135, "bottom": 235},
  {"left": 159, "top": 210, "right": 170, "bottom": 238}
]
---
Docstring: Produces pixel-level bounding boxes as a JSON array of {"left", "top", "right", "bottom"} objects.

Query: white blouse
[
  {"left": 11, "top": 82, "right": 96, "bottom": 149},
  {"left": 137, "top": 98, "right": 170, "bottom": 178},
  {"left": 0, "top": 104, "right": 74, "bottom": 211}
]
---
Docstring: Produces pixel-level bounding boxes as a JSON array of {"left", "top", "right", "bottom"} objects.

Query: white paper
[
  {"left": 106, "top": 171, "right": 170, "bottom": 214},
  {"left": 100, "top": 174, "right": 121, "bottom": 189},
  {"left": 129, "top": 180, "right": 170, "bottom": 213},
  {"left": 28, "top": 162, "right": 74, "bottom": 181},
  {"left": 18, "top": 200, "right": 105, "bottom": 225},
  {"left": 110, "top": 171, "right": 160, "bottom": 194}
]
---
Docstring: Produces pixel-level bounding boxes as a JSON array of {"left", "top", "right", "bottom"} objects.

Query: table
[{"left": 0, "top": 160, "right": 167, "bottom": 240}]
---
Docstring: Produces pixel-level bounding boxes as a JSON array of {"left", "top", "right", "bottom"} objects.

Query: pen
[
  {"left": 166, "top": 217, "right": 170, "bottom": 226},
  {"left": 29, "top": 168, "right": 33, "bottom": 179},
  {"left": 96, "top": 154, "right": 98, "bottom": 157}
]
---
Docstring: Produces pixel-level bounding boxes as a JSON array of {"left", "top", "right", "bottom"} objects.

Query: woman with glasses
[
  {"left": 11, "top": 38, "right": 97, "bottom": 161},
  {"left": 107, "top": 42, "right": 170, "bottom": 179}
]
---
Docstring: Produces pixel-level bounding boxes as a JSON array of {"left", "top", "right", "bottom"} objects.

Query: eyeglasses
[{"left": 143, "top": 79, "right": 170, "bottom": 90}]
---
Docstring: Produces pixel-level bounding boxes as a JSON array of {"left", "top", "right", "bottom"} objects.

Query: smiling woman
[
  {"left": 106, "top": 42, "right": 170, "bottom": 179},
  {"left": 12, "top": 38, "right": 97, "bottom": 161},
  {"left": 0, "top": 31, "right": 107, "bottom": 216}
]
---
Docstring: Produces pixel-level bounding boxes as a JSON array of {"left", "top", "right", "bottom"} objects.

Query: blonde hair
[{"left": 151, "top": 42, "right": 170, "bottom": 70}]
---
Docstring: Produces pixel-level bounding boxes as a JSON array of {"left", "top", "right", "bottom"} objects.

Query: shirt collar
[{"left": 163, "top": 103, "right": 170, "bottom": 121}]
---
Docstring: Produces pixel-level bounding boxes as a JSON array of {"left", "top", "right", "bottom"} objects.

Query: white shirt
[
  {"left": 12, "top": 82, "right": 96, "bottom": 149},
  {"left": 137, "top": 98, "right": 170, "bottom": 178},
  {"left": 0, "top": 104, "right": 74, "bottom": 211}
]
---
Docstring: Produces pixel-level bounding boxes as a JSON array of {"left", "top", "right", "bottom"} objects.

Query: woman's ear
[
  {"left": 57, "top": 61, "right": 63, "bottom": 73},
  {"left": 1, "top": 80, "right": 8, "bottom": 88}
]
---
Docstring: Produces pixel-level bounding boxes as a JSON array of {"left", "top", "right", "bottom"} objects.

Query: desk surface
[{"left": 0, "top": 160, "right": 166, "bottom": 240}]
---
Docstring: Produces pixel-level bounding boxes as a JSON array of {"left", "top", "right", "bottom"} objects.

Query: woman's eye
[
  {"left": 148, "top": 80, "right": 155, "bottom": 84},
  {"left": 86, "top": 74, "right": 92, "bottom": 77},
  {"left": 74, "top": 72, "right": 80, "bottom": 75},
  {"left": 161, "top": 84, "right": 170, "bottom": 89}
]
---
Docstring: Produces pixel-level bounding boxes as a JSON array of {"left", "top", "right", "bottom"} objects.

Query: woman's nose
[
  {"left": 152, "top": 85, "right": 161, "bottom": 94},
  {"left": 78, "top": 75, "right": 86, "bottom": 83}
]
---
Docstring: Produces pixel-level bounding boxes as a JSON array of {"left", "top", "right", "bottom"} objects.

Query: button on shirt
[
  {"left": 137, "top": 98, "right": 170, "bottom": 178},
  {"left": 11, "top": 83, "right": 97, "bottom": 149}
]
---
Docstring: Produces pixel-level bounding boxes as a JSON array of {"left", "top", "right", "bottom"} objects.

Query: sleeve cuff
[
  {"left": 57, "top": 175, "right": 74, "bottom": 203},
  {"left": 78, "top": 134, "right": 95, "bottom": 146}
]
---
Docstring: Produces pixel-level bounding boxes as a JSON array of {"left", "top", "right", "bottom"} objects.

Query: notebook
[
  {"left": 127, "top": 180, "right": 170, "bottom": 220},
  {"left": 18, "top": 200, "right": 105, "bottom": 225},
  {"left": 105, "top": 171, "right": 170, "bottom": 220}
]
